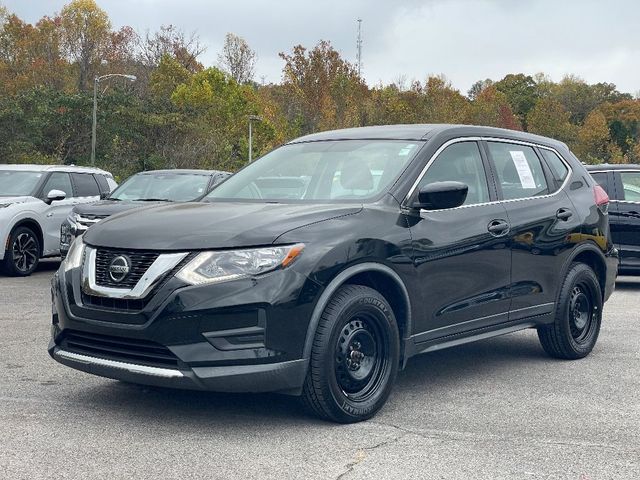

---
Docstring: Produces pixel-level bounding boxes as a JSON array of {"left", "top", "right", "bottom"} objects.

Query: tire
[
  {"left": 537, "top": 263, "right": 602, "bottom": 359},
  {"left": 302, "top": 284, "right": 400, "bottom": 423},
  {"left": 2, "top": 226, "right": 41, "bottom": 277}
]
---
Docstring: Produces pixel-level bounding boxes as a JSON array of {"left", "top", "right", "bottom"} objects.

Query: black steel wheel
[
  {"left": 302, "top": 284, "right": 399, "bottom": 423},
  {"left": 2, "top": 226, "right": 40, "bottom": 277},
  {"left": 538, "top": 262, "right": 602, "bottom": 359}
]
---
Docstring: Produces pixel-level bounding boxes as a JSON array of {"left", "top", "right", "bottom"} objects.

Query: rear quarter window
[{"left": 540, "top": 149, "right": 569, "bottom": 190}]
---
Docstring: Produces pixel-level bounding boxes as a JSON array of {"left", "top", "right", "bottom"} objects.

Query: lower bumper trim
[
  {"left": 54, "top": 349, "right": 184, "bottom": 378},
  {"left": 51, "top": 345, "right": 308, "bottom": 395}
]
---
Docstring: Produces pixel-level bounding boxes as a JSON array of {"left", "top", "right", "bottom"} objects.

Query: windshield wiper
[{"left": 132, "top": 198, "right": 173, "bottom": 202}]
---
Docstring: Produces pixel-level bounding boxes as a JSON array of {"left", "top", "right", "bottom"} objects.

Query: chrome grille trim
[{"left": 81, "top": 246, "right": 188, "bottom": 300}]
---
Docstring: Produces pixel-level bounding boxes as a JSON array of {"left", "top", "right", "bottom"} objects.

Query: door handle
[
  {"left": 488, "top": 219, "right": 510, "bottom": 236},
  {"left": 556, "top": 208, "right": 573, "bottom": 221}
]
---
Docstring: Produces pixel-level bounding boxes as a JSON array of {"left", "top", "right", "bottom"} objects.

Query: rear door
[
  {"left": 611, "top": 170, "right": 640, "bottom": 271},
  {"left": 484, "top": 140, "right": 582, "bottom": 320}
]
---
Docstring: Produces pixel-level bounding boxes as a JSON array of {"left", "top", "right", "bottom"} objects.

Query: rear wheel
[
  {"left": 537, "top": 263, "right": 602, "bottom": 359},
  {"left": 2, "top": 226, "right": 40, "bottom": 277},
  {"left": 302, "top": 285, "right": 400, "bottom": 423}
]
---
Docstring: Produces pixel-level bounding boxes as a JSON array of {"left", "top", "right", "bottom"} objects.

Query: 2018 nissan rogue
[{"left": 49, "top": 125, "right": 618, "bottom": 423}]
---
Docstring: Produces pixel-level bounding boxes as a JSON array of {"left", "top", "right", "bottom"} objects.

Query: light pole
[
  {"left": 91, "top": 73, "right": 137, "bottom": 166},
  {"left": 248, "top": 115, "right": 262, "bottom": 163}
]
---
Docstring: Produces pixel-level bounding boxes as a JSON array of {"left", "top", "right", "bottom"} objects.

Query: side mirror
[
  {"left": 100, "top": 192, "right": 110, "bottom": 200},
  {"left": 45, "top": 189, "right": 66, "bottom": 205},
  {"left": 414, "top": 181, "right": 468, "bottom": 210}
]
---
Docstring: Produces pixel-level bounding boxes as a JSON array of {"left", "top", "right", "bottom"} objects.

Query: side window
[
  {"left": 41, "top": 172, "right": 72, "bottom": 198},
  {"left": 620, "top": 172, "right": 640, "bottom": 202},
  {"left": 94, "top": 174, "right": 110, "bottom": 195},
  {"left": 71, "top": 173, "right": 100, "bottom": 197},
  {"left": 417, "top": 142, "right": 490, "bottom": 206},
  {"left": 589, "top": 172, "right": 611, "bottom": 197},
  {"left": 488, "top": 142, "right": 549, "bottom": 200},
  {"left": 540, "top": 149, "right": 569, "bottom": 190}
]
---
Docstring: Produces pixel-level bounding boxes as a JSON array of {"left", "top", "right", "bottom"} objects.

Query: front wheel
[
  {"left": 302, "top": 285, "right": 400, "bottom": 423},
  {"left": 537, "top": 263, "right": 602, "bottom": 359},
  {"left": 2, "top": 226, "right": 40, "bottom": 276}
]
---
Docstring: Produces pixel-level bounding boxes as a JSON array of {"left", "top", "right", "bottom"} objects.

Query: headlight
[
  {"left": 176, "top": 244, "right": 304, "bottom": 286},
  {"left": 62, "top": 236, "right": 85, "bottom": 272},
  {"left": 0, "top": 203, "right": 13, "bottom": 208}
]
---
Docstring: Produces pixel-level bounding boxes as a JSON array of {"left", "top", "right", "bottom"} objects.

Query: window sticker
[
  {"left": 398, "top": 144, "right": 416, "bottom": 156},
  {"left": 509, "top": 150, "right": 536, "bottom": 189}
]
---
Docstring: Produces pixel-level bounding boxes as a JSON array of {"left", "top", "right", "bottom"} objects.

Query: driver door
[
  {"left": 408, "top": 140, "right": 512, "bottom": 341},
  {"left": 40, "top": 172, "right": 76, "bottom": 255}
]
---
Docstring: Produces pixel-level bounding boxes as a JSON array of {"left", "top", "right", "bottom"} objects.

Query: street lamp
[
  {"left": 248, "top": 115, "right": 262, "bottom": 163},
  {"left": 91, "top": 73, "right": 137, "bottom": 166}
]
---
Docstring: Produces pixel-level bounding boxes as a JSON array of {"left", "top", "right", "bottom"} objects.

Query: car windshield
[
  {"left": 204, "top": 140, "right": 421, "bottom": 203},
  {"left": 109, "top": 172, "right": 210, "bottom": 202},
  {"left": 0, "top": 170, "right": 44, "bottom": 196}
]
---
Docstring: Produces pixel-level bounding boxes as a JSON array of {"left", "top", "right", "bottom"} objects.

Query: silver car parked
[{"left": 0, "top": 164, "right": 116, "bottom": 276}]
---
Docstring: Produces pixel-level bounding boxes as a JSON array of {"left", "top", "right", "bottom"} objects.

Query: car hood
[
  {"left": 83, "top": 202, "right": 362, "bottom": 250},
  {"left": 73, "top": 199, "right": 167, "bottom": 217},
  {"left": 0, "top": 196, "right": 33, "bottom": 205}
]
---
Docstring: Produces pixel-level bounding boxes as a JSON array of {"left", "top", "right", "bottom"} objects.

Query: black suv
[
  {"left": 60, "top": 169, "right": 229, "bottom": 258},
  {"left": 587, "top": 164, "right": 640, "bottom": 274},
  {"left": 50, "top": 125, "right": 617, "bottom": 423}
]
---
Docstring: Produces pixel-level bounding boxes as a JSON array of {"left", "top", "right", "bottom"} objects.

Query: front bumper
[
  {"left": 49, "top": 257, "right": 321, "bottom": 395},
  {"left": 49, "top": 344, "right": 306, "bottom": 393}
]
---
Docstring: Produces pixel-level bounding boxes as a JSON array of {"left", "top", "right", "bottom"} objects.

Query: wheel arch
[
  {"left": 562, "top": 243, "right": 608, "bottom": 300},
  {"left": 302, "top": 262, "right": 412, "bottom": 365},
  {"left": 7, "top": 219, "right": 44, "bottom": 256}
]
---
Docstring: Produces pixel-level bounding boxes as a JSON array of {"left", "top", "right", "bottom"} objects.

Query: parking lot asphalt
[{"left": 1, "top": 259, "right": 639, "bottom": 480}]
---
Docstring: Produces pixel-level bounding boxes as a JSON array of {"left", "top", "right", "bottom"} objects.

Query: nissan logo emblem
[{"left": 108, "top": 255, "right": 131, "bottom": 283}]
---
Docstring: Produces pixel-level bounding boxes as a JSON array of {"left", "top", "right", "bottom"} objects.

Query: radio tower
[{"left": 356, "top": 18, "right": 363, "bottom": 78}]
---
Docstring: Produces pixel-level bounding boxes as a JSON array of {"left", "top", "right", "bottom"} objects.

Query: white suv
[{"left": 0, "top": 164, "right": 117, "bottom": 276}]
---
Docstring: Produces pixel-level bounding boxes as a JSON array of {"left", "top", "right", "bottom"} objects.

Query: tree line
[{"left": 1, "top": 0, "right": 639, "bottom": 179}]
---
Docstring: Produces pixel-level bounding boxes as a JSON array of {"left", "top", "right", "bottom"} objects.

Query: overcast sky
[{"left": 4, "top": 0, "right": 639, "bottom": 95}]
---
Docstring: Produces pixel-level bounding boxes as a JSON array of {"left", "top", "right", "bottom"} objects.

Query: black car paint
[
  {"left": 50, "top": 125, "right": 618, "bottom": 394},
  {"left": 587, "top": 164, "right": 640, "bottom": 274}
]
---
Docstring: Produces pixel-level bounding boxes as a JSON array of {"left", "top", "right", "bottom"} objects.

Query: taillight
[{"left": 594, "top": 185, "right": 609, "bottom": 212}]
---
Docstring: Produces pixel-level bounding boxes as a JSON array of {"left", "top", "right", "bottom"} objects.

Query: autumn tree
[
  {"left": 465, "top": 86, "right": 520, "bottom": 130},
  {"left": 279, "top": 40, "right": 365, "bottom": 133},
  {"left": 574, "top": 110, "right": 623, "bottom": 164},
  {"left": 599, "top": 99, "right": 640, "bottom": 156},
  {"left": 527, "top": 97, "right": 576, "bottom": 144},
  {"left": 493, "top": 73, "right": 539, "bottom": 128},
  {"left": 552, "top": 75, "right": 632, "bottom": 124},
  {"left": 218, "top": 33, "right": 256, "bottom": 84},
  {"left": 467, "top": 78, "right": 493, "bottom": 100},
  {"left": 59, "top": 0, "right": 111, "bottom": 90},
  {"left": 138, "top": 24, "right": 204, "bottom": 72}
]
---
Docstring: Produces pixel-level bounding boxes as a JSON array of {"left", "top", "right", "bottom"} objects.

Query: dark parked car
[
  {"left": 50, "top": 125, "right": 617, "bottom": 423},
  {"left": 60, "top": 169, "right": 230, "bottom": 258},
  {"left": 587, "top": 164, "right": 640, "bottom": 274}
]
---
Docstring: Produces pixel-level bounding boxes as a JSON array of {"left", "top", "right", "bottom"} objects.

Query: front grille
[
  {"left": 81, "top": 292, "right": 146, "bottom": 312},
  {"left": 61, "top": 330, "right": 179, "bottom": 368},
  {"left": 95, "top": 249, "right": 159, "bottom": 289}
]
